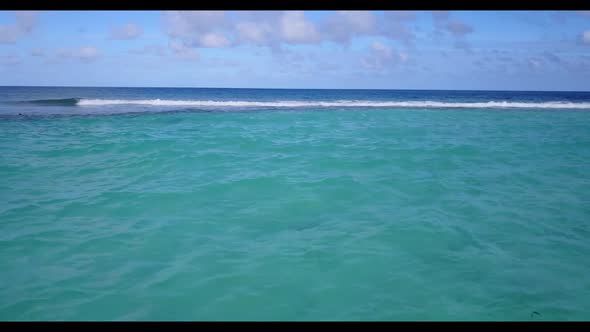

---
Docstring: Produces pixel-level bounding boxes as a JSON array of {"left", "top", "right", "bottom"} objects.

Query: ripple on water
[{"left": 1, "top": 108, "right": 590, "bottom": 320}]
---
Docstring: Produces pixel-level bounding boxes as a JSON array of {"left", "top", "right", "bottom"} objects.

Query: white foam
[{"left": 76, "top": 99, "right": 590, "bottom": 109}]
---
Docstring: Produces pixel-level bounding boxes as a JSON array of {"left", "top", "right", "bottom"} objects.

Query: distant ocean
[{"left": 1, "top": 87, "right": 590, "bottom": 320}]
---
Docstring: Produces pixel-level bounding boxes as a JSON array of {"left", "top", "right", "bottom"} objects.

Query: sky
[{"left": 0, "top": 10, "right": 590, "bottom": 91}]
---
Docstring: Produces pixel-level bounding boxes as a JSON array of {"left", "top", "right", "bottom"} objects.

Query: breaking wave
[
  {"left": 14, "top": 98, "right": 590, "bottom": 109},
  {"left": 75, "top": 99, "right": 590, "bottom": 109}
]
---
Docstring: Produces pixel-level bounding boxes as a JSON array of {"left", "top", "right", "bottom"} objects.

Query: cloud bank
[{"left": 0, "top": 11, "right": 38, "bottom": 44}]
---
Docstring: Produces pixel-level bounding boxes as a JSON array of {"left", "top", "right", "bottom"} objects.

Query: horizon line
[{"left": 1, "top": 85, "right": 590, "bottom": 93}]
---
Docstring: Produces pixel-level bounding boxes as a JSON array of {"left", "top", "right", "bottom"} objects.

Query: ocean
[{"left": 1, "top": 86, "right": 590, "bottom": 320}]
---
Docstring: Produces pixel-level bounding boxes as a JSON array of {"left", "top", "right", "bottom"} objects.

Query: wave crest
[
  {"left": 13, "top": 98, "right": 590, "bottom": 109},
  {"left": 76, "top": 99, "right": 590, "bottom": 109}
]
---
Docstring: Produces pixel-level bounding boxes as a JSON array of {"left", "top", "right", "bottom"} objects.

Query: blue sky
[{"left": 0, "top": 10, "right": 589, "bottom": 90}]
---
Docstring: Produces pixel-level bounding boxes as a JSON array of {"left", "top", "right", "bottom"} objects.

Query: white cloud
[
  {"left": 381, "top": 11, "right": 417, "bottom": 45},
  {"left": 371, "top": 41, "right": 393, "bottom": 58},
  {"left": 234, "top": 11, "right": 379, "bottom": 47},
  {"left": 169, "top": 40, "right": 199, "bottom": 61},
  {"left": 163, "top": 11, "right": 326, "bottom": 52},
  {"left": 431, "top": 11, "right": 474, "bottom": 49},
  {"left": 582, "top": 30, "right": 590, "bottom": 44},
  {"left": 55, "top": 46, "right": 100, "bottom": 63},
  {"left": 158, "top": 10, "right": 421, "bottom": 54},
  {"left": 279, "top": 11, "right": 320, "bottom": 44},
  {"left": 0, "top": 11, "right": 37, "bottom": 43},
  {"left": 236, "top": 11, "right": 325, "bottom": 46},
  {"left": 198, "top": 32, "right": 231, "bottom": 48},
  {"left": 322, "top": 11, "right": 376, "bottom": 44},
  {"left": 163, "top": 11, "right": 231, "bottom": 48},
  {"left": 111, "top": 23, "right": 143, "bottom": 40},
  {"left": 433, "top": 12, "right": 474, "bottom": 37},
  {"left": 360, "top": 41, "right": 407, "bottom": 72},
  {"left": 232, "top": 12, "right": 285, "bottom": 47},
  {"left": 164, "top": 11, "right": 227, "bottom": 38},
  {"left": 337, "top": 11, "right": 375, "bottom": 32},
  {"left": 236, "top": 21, "right": 273, "bottom": 45},
  {"left": 158, "top": 10, "right": 424, "bottom": 56},
  {"left": 77, "top": 47, "right": 99, "bottom": 62}
]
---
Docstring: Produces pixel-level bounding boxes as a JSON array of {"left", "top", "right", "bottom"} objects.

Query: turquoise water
[{"left": 1, "top": 88, "right": 590, "bottom": 320}]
